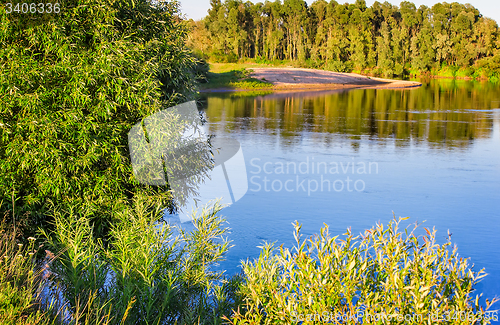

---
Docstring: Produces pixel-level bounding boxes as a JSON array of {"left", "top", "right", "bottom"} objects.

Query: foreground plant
[
  {"left": 41, "top": 199, "right": 241, "bottom": 325},
  {"left": 231, "top": 217, "right": 498, "bottom": 324},
  {"left": 0, "top": 221, "right": 51, "bottom": 324},
  {"left": 0, "top": 0, "right": 203, "bottom": 239}
]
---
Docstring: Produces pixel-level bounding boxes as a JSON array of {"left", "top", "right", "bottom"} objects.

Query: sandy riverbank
[
  {"left": 250, "top": 68, "right": 422, "bottom": 90},
  {"left": 200, "top": 67, "right": 422, "bottom": 92}
]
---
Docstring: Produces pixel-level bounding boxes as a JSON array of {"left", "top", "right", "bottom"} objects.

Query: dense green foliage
[
  {"left": 1, "top": 208, "right": 497, "bottom": 324},
  {"left": 0, "top": 0, "right": 208, "bottom": 236},
  {"left": 40, "top": 200, "right": 241, "bottom": 324},
  {"left": 231, "top": 217, "right": 498, "bottom": 324},
  {"left": 189, "top": 0, "right": 500, "bottom": 78},
  {"left": 0, "top": 203, "right": 242, "bottom": 324}
]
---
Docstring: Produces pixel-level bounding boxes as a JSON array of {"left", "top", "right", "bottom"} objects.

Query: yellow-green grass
[{"left": 199, "top": 62, "right": 275, "bottom": 91}]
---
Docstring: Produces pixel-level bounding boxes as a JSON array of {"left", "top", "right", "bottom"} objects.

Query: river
[{"left": 194, "top": 78, "right": 500, "bottom": 307}]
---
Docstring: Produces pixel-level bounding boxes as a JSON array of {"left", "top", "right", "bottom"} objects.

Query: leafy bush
[
  {"left": 300, "top": 59, "right": 322, "bottom": 70},
  {"left": 455, "top": 67, "right": 476, "bottom": 78},
  {"left": 209, "top": 51, "right": 239, "bottom": 63},
  {"left": 231, "top": 217, "right": 498, "bottom": 324},
  {"left": 475, "top": 57, "right": 500, "bottom": 82},
  {"left": 41, "top": 200, "right": 242, "bottom": 324},
  {"left": 195, "top": 57, "right": 211, "bottom": 83},
  {"left": 433, "top": 65, "right": 460, "bottom": 78},
  {"left": 394, "top": 63, "right": 405, "bottom": 76},
  {"left": 0, "top": 0, "right": 200, "bottom": 238},
  {"left": 325, "top": 61, "right": 353, "bottom": 73}
]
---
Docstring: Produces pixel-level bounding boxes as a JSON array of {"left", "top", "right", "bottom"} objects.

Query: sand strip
[{"left": 249, "top": 68, "right": 421, "bottom": 90}]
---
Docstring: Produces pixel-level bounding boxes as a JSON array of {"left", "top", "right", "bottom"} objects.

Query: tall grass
[
  {"left": 0, "top": 215, "right": 52, "bottom": 324},
  {"left": 199, "top": 67, "right": 272, "bottom": 91},
  {"left": 2, "top": 207, "right": 498, "bottom": 324},
  {"left": 40, "top": 198, "right": 241, "bottom": 324}
]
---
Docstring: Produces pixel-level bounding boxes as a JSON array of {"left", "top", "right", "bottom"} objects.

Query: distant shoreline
[{"left": 200, "top": 67, "right": 422, "bottom": 93}]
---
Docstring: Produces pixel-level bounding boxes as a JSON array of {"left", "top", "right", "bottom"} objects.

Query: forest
[{"left": 188, "top": 0, "right": 500, "bottom": 78}]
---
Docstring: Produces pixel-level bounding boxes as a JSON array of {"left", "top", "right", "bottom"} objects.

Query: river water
[{"left": 195, "top": 79, "right": 500, "bottom": 306}]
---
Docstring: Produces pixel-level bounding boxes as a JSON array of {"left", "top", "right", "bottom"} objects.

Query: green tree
[
  {"left": 0, "top": 0, "right": 201, "bottom": 237},
  {"left": 189, "top": 0, "right": 500, "bottom": 78}
]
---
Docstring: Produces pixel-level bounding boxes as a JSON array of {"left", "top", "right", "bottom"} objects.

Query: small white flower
[{"left": 28, "top": 237, "right": 36, "bottom": 241}]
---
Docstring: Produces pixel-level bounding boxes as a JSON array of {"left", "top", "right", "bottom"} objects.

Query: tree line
[{"left": 188, "top": 0, "right": 500, "bottom": 77}]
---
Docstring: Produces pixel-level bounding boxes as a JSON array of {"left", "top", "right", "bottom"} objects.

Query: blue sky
[{"left": 178, "top": 0, "right": 500, "bottom": 25}]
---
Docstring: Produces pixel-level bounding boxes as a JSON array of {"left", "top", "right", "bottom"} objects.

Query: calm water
[{"left": 197, "top": 79, "right": 500, "bottom": 306}]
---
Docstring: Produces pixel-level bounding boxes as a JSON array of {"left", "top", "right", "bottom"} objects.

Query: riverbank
[
  {"left": 249, "top": 68, "right": 421, "bottom": 90},
  {"left": 199, "top": 63, "right": 421, "bottom": 93}
]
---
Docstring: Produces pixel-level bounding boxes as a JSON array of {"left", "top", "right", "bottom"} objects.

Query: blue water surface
[{"left": 193, "top": 79, "right": 500, "bottom": 316}]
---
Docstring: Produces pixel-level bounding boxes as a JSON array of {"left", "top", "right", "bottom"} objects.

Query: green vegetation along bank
[
  {"left": 198, "top": 63, "right": 274, "bottom": 91},
  {"left": 188, "top": 0, "right": 500, "bottom": 81},
  {"left": 1, "top": 207, "right": 498, "bottom": 324}
]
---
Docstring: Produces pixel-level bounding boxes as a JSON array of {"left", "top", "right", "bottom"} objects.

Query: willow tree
[{"left": 0, "top": 0, "right": 201, "bottom": 237}]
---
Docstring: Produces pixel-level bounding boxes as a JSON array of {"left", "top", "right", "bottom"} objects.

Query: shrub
[
  {"left": 456, "top": 67, "right": 475, "bottom": 79},
  {"left": 209, "top": 52, "right": 239, "bottom": 63},
  {"left": 195, "top": 57, "right": 211, "bottom": 83},
  {"left": 325, "top": 61, "right": 352, "bottom": 73},
  {"left": 301, "top": 59, "right": 322, "bottom": 70},
  {"left": 0, "top": 0, "right": 200, "bottom": 238},
  {"left": 231, "top": 217, "right": 498, "bottom": 324},
  {"left": 393, "top": 63, "right": 404, "bottom": 76},
  {"left": 41, "top": 200, "right": 242, "bottom": 324},
  {"left": 434, "top": 65, "right": 457, "bottom": 78}
]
